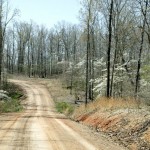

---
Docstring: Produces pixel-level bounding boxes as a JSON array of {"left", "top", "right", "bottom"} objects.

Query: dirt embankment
[{"left": 72, "top": 101, "right": 150, "bottom": 150}]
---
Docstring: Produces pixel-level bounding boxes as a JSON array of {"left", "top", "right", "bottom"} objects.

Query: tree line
[{"left": 0, "top": 0, "right": 150, "bottom": 104}]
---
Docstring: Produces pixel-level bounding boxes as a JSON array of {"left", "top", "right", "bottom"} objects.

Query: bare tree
[
  {"left": 0, "top": 0, "right": 18, "bottom": 86},
  {"left": 106, "top": 0, "right": 113, "bottom": 98},
  {"left": 135, "top": 0, "right": 149, "bottom": 98}
]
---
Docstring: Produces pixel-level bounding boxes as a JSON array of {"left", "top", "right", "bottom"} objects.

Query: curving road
[{"left": 0, "top": 80, "right": 126, "bottom": 150}]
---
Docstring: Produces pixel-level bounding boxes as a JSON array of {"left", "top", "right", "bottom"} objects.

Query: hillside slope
[{"left": 72, "top": 98, "right": 150, "bottom": 150}]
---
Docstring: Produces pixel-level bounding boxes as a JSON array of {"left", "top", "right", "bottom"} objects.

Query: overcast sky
[{"left": 10, "top": 0, "right": 80, "bottom": 28}]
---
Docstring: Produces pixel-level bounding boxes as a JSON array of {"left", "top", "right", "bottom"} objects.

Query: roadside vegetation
[
  {"left": 0, "top": 82, "right": 24, "bottom": 113},
  {"left": 56, "top": 102, "right": 74, "bottom": 115},
  {"left": 73, "top": 97, "right": 143, "bottom": 115}
]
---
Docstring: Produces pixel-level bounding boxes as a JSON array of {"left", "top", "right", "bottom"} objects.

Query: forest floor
[{"left": 0, "top": 78, "right": 126, "bottom": 150}]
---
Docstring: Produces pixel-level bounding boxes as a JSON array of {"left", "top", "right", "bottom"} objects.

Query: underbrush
[
  {"left": 56, "top": 102, "right": 74, "bottom": 115},
  {"left": 0, "top": 98, "right": 23, "bottom": 113},
  {"left": 0, "top": 82, "right": 24, "bottom": 113}
]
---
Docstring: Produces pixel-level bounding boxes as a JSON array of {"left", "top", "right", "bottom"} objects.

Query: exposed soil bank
[{"left": 72, "top": 105, "right": 150, "bottom": 150}]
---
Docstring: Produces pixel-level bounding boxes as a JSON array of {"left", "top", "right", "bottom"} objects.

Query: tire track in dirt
[
  {"left": 11, "top": 83, "right": 38, "bottom": 149},
  {"left": 27, "top": 84, "right": 54, "bottom": 150},
  {"left": 34, "top": 85, "right": 66, "bottom": 150},
  {"left": 0, "top": 114, "right": 21, "bottom": 146}
]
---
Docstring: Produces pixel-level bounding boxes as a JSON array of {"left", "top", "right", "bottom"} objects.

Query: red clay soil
[
  {"left": 73, "top": 109, "right": 150, "bottom": 150},
  {"left": 77, "top": 112, "right": 122, "bottom": 132}
]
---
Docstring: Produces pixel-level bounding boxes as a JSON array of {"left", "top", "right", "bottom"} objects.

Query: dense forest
[{"left": 0, "top": 0, "right": 150, "bottom": 103}]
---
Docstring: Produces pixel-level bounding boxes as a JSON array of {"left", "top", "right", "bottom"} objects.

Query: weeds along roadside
[{"left": 0, "top": 82, "right": 24, "bottom": 113}]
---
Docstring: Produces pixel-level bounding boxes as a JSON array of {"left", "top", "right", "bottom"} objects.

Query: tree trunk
[
  {"left": 0, "top": 3, "right": 3, "bottom": 87},
  {"left": 27, "top": 43, "right": 31, "bottom": 77},
  {"left": 86, "top": 20, "right": 90, "bottom": 105},
  {"left": 135, "top": 0, "right": 148, "bottom": 98},
  {"left": 91, "top": 29, "right": 95, "bottom": 101},
  {"left": 106, "top": 0, "right": 113, "bottom": 98}
]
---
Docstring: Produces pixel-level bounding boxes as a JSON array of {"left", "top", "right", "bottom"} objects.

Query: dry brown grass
[
  {"left": 47, "top": 79, "right": 68, "bottom": 96},
  {"left": 96, "top": 97, "right": 141, "bottom": 109},
  {"left": 73, "top": 97, "right": 142, "bottom": 117},
  {"left": 43, "top": 79, "right": 75, "bottom": 103}
]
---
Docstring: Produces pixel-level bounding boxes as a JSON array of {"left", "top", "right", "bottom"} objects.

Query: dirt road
[{"left": 0, "top": 80, "right": 126, "bottom": 150}]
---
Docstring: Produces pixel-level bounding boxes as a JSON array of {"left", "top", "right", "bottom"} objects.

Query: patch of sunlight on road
[
  {"left": 55, "top": 119, "right": 98, "bottom": 150},
  {"left": 30, "top": 120, "right": 53, "bottom": 150}
]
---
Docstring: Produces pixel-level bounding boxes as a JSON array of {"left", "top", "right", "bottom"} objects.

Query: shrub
[
  {"left": 56, "top": 102, "right": 74, "bottom": 115},
  {"left": 0, "top": 82, "right": 24, "bottom": 113}
]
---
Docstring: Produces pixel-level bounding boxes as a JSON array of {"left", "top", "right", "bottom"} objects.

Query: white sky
[{"left": 10, "top": 0, "right": 80, "bottom": 28}]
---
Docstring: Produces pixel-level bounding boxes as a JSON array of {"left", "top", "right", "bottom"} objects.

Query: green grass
[
  {"left": 0, "top": 82, "right": 24, "bottom": 113},
  {"left": 56, "top": 102, "right": 74, "bottom": 115},
  {"left": 0, "top": 97, "right": 23, "bottom": 113}
]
